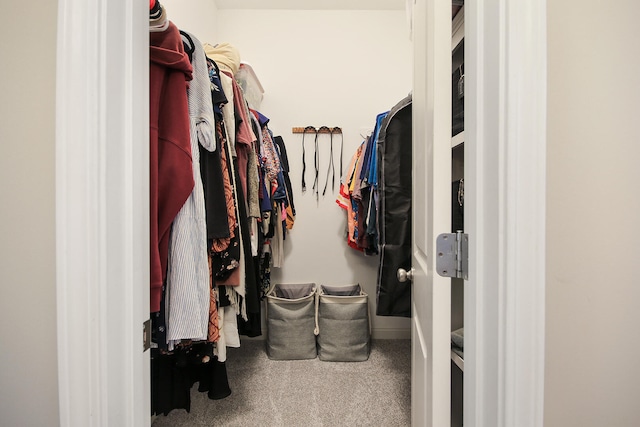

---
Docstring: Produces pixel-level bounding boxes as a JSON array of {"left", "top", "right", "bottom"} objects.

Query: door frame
[
  {"left": 465, "top": 1, "right": 546, "bottom": 426},
  {"left": 55, "top": 1, "right": 546, "bottom": 425},
  {"left": 55, "top": 0, "right": 150, "bottom": 425}
]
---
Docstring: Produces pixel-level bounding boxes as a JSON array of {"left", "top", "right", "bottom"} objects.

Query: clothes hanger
[
  {"left": 180, "top": 30, "right": 196, "bottom": 63},
  {"left": 149, "top": 1, "right": 168, "bottom": 32},
  {"left": 150, "top": 0, "right": 161, "bottom": 17}
]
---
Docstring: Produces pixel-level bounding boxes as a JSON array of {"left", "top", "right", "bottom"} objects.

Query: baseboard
[{"left": 371, "top": 328, "right": 411, "bottom": 340}]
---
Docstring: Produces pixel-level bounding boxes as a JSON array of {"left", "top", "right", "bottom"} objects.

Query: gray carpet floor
[{"left": 152, "top": 339, "right": 411, "bottom": 426}]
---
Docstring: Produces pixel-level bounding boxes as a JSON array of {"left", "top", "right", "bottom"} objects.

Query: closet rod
[{"left": 292, "top": 126, "right": 342, "bottom": 134}]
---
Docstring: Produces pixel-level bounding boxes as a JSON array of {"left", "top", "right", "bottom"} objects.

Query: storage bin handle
[{"left": 314, "top": 290, "right": 320, "bottom": 336}]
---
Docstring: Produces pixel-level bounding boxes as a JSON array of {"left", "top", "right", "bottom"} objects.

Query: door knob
[{"left": 397, "top": 267, "right": 415, "bottom": 282}]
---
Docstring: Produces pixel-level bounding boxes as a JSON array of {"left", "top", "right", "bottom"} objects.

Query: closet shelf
[
  {"left": 452, "top": 131, "right": 465, "bottom": 148},
  {"left": 451, "top": 349, "right": 464, "bottom": 372}
]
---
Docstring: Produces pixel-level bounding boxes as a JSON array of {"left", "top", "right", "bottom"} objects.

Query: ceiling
[{"left": 215, "top": 0, "right": 405, "bottom": 10}]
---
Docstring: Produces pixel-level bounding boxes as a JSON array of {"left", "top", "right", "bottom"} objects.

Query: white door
[{"left": 410, "top": 0, "right": 452, "bottom": 425}]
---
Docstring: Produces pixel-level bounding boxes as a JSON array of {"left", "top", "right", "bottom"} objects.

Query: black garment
[
  {"left": 210, "top": 123, "right": 241, "bottom": 281},
  {"left": 376, "top": 95, "right": 412, "bottom": 317},
  {"left": 200, "top": 58, "right": 231, "bottom": 240},
  {"left": 359, "top": 186, "right": 378, "bottom": 255},
  {"left": 273, "top": 135, "right": 296, "bottom": 216},
  {"left": 233, "top": 156, "right": 261, "bottom": 337},
  {"left": 356, "top": 193, "right": 369, "bottom": 250},
  {"left": 200, "top": 120, "right": 231, "bottom": 240},
  {"left": 151, "top": 349, "right": 191, "bottom": 416},
  {"left": 206, "top": 58, "right": 228, "bottom": 115},
  {"left": 452, "top": 179, "right": 464, "bottom": 232},
  {"left": 206, "top": 359, "right": 232, "bottom": 400},
  {"left": 452, "top": 64, "right": 464, "bottom": 136},
  {"left": 151, "top": 343, "right": 232, "bottom": 416},
  {"left": 365, "top": 186, "right": 379, "bottom": 255},
  {"left": 217, "top": 284, "right": 231, "bottom": 307},
  {"left": 258, "top": 250, "right": 272, "bottom": 299},
  {"left": 151, "top": 283, "right": 168, "bottom": 351}
]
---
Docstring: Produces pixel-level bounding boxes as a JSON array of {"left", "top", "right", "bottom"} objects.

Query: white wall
[
  {"left": 162, "top": 0, "right": 218, "bottom": 44},
  {"left": 546, "top": 1, "right": 640, "bottom": 425},
  {"left": 0, "top": 2, "right": 60, "bottom": 426},
  {"left": 216, "top": 9, "right": 413, "bottom": 337}
]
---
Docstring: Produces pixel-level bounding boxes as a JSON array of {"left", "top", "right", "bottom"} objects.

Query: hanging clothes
[
  {"left": 336, "top": 113, "right": 385, "bottom": 255},
  {"left": 205, "top": 46, "right": 245, "bottom": 321},
  {"left": 149, "top": 23, "right": 296, "bottom": 412},
  {"left": 165, "top": 31, "right": 215, "bottom": 347},
  {"left": 149, "top": 21, "right": 194, "bottom": 313},
  {"left": 376, "top": 94, "right": 412, "bottom": 317},
  {"left": 209, "top": 123, "right": 241, "bottom": 281},
  {"left": 336, "top": 142, "right": 365, "bottom": 252},
  {"left": 214, "top": 120, "right": 246, "bottom": 317},
  {"left": 199, "top": 58, "right": 230, "bottom": 242},
  {"left": 273, "top": 135, "right": 296, "bottom": 229},
  {"left": 363, "top": 114, "right": 388, "bottom": 252}
]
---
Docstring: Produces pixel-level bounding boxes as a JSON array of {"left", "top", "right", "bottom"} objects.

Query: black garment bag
[{"left": 376, "top": 95, "right": 412, "bottom": 317}]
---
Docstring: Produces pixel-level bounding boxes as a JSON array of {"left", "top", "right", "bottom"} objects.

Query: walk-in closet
[{"left": 149, "top": 0, "right": 418, "bottom": 424}]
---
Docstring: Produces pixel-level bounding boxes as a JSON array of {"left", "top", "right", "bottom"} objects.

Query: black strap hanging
[
  {"left": 313, "top": 127, "right": 329, "bottom": 200},
  {"left": 333, "top": 127, "right": 344, "bottom": 185},
  {"left": 301, "top": 126, "right": 316, "bottom": 193},
  {"left": 322, "top": 128, "right": 335, "bottom": 196}
]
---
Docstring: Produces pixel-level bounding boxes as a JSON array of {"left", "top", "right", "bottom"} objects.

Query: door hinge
[
  {"left": 436, "top": 231, "right": 468, "bottom": 280},
  {"left": 143, "top": 319, "right": 151, "bottom": 352}
]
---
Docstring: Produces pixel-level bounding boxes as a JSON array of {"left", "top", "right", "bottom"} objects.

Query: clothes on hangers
[
  {"left": 336, "top": 112, "right": 387, "bottom": 256},
  {"left": 336, "top": 96, "right": 412, "bottom": 318},
  {"left": 149, "top": 22, "right": 296, "bottom": 413},
  {"left": 149, "top": 20, "right": 194, "bottom": 313},
  {"left": 336, "top": 141, "right": 366, "bottom": 252},
  {"left": 165, "top": 31, "right": 214, "bottom": 350}
]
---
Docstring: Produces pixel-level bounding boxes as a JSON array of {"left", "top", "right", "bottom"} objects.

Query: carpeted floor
[{"left": 152, "top": 339, "right": 411, "bottom": 426}]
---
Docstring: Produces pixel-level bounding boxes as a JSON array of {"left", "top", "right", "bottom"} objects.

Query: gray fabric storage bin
[
  {"left": 266, "top": 283, "right": 317, "bottom": 360},
  {"left": 316, "top": 284, "right": 371, "bottom": 362}
]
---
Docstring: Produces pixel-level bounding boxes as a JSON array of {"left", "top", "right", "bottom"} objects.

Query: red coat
[{"left": 149, "top": 22, "right": 194, "bottom": 312}]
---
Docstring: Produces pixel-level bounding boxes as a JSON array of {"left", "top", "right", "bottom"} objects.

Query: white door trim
[
  {"left": 465, "top": 1, "right": 546, "bottom": 426},
  {"left": 56, "top": 1, "right": 150, "bottom": 425}
]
